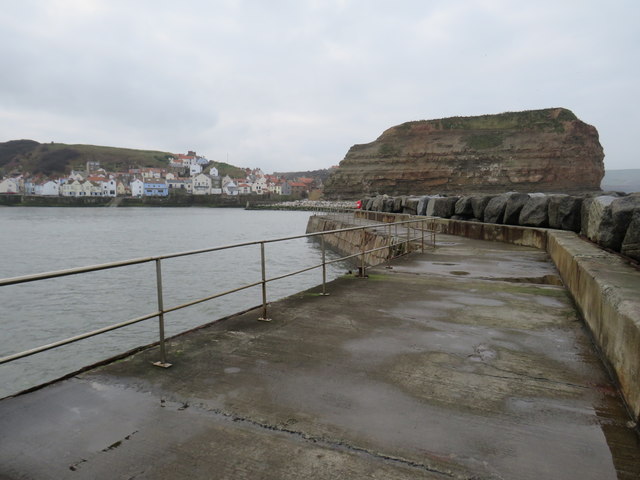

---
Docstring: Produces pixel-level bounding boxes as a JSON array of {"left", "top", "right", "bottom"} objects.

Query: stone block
[
  {"left": 416, "top": 195, "right": 431, "bottom": 216},
  {"left": 392, "top": 196, "right": 404, "bottom": 213},
  {"left": 454, "top": 196, "right": 474, "bottom": 217},
  {"left": 519, "top": 195, "right": 549, "bottom": 227},
  {"left": 484, "top": 195, "right": 509, "bottom": 224},
  {"left": 431, "top": 197, "right": 458, "bottom": 218},
  {"left": 503, "top": 193, "right": 530, "bottom": 225},
  {"left": 548, "top": 195, "right": 582, "bottom": 232},
  {"left": 383, "top": 197, "right": 395, "bottom": 213},
  {"left": 364, "top": 197, "right": 374, "bottom": 210},
  {"left": 471, "top": 195, "right": 494, "bottom": 222},
  {"left": 621, "top": 209, "right": 640, "bottom": 261},
  {"left": 596, "top": 195, "right": 640, "bottom": 251},
  {"left": 371, "top": 195, "right": 387, "bottom": 211},
  {"left": 404, "top": 197, "right": 419, "bottom": 215},
  {"left": 582, "top": 195, "right": 616, "bottom": 242}
]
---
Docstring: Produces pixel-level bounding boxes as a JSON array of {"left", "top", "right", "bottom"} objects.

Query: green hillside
[
  {"left": 208, "top": 161, "right": 246, "bottom": 179},
  {"left": 0, "top": 140, "right": 174, "bottom": 176}
]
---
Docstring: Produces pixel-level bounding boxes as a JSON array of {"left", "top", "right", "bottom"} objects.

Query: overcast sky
[{"left": 1, "top": 0, "right": 638, "bottom": 172}]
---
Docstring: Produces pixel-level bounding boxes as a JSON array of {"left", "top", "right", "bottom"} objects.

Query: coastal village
[{"left": 0, "top": 150, "right": 325, "bottom": 200}]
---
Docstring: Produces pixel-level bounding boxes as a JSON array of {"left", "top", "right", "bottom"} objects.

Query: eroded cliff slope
[{"left": 324, "top": 108, "right": 604, "bottom": 198}]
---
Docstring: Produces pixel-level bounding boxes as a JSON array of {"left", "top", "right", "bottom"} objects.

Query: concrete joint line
[{"left": 200, "top": 405, "right": 460, "bottom": 478}]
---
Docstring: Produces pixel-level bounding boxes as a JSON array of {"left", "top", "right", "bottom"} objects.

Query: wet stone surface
[{"left": 1, "top": 234, "right": 639, "bottom": 479}]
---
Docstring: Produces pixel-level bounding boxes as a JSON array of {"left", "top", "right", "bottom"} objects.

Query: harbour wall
[
  {"left": 307, "top": 212, "right": 640, "bottom": 422},
  {"left": 305, "top": 215, "right": 402, "bottom": 267}
]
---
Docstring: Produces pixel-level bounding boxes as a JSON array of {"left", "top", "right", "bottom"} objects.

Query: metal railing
[{"left": 0, "top": 213, "right": 435, "bottom": 369}]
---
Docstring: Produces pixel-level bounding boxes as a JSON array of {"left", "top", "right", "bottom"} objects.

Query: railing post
[
  {"left": 406, "top": 223, "right": 410, "bottom": 253},
  {"left": 258, "top": 242, "right": 271, "bottom": 321},
  {"left": 153, "top": 258, "right": 172, "bottom": 368},
  {"left": 386, "top": 223, "right": 393, "bottom": 269},
  {"left": 320, "top": 235, "right": 329, "bottom": 295},
  {"left": 421, "top": 219, "right": 425, "bottom": 253},
  {"left": 358, "top": 227, "right": 367, "bottom": 278}
]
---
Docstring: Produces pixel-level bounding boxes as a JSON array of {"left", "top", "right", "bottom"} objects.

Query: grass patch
[
  {"left": 378, "top": 143, "right": 400, "bottom": 156},
  {"left": 464, "top": 133, "right": 503, "bottom": 150},
  {"left": 437, "top": 108, "right": 575, "bottom": 133}
]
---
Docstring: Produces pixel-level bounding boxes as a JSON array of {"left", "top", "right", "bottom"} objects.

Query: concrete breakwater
[
  {"left": 305, "top": 215, "right": 415, "bottom": 267},
  {"left": 308, "top": 211, "right": 640, "bottom": 424},
  {"left": 359, "top": 192, "right": 640, "bottom": 263}
]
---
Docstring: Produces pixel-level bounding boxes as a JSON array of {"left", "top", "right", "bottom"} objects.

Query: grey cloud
[{"left": 1, "top": 0, "right": 638, "bottom": 171}]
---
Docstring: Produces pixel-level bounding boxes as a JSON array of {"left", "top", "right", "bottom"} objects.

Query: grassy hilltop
[{"left": 0, "top": 140, "right": 174, "bottom": 176}]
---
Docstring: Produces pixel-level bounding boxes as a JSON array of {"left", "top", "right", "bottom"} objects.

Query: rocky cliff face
[{"left": 324, "top": 108, "right": 605, "bottom": 199}]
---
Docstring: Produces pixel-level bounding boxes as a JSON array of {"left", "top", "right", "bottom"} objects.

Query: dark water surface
[{"left": 0, "top": 207, "right": 346, "bottom": 398}]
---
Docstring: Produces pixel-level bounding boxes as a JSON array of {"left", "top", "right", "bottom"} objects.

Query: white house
[
  {"left": 192, "top": 173, "right": 212, "bottom": 195},
  {"left": 222, "top": 176, "right": 238, "bottom": 196},
  {"left": 130, "top": 179, "right": 144, "bottom": 197},
  {"left": 60, "top": 179, "right": 82, "bottom": 197},
  {"left": 251, "top": 176, "right": 268, "bottom": 195},
  {"left": 269, "top": 181, "right": 282, "bottom": 195},
  {"left": 0, "top": 178, "right": 20, "bottom": 194},
  {"left": 41, "top": 180, "right": 60, "bottom": 196},
  {"left": 102, "top": 179, "right": 117, "bottom": 197},
  {"left": 190, "top": 164, "right": 203, "bottom": 176},
  {"left": 209, "top": 166, "right": 219, "bottom": 177},
  {"left": 83, "top": 181, "right": 103, "bottom": 197},
  {"left": 237, "top": 183, "right": 252, "bottom": 195}
]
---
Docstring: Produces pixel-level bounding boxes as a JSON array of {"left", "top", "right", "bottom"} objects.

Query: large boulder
[
  {"left": 582, "top": 195, "right": 617, "bottom": 242},
  {"left": 416, "top": 195, "right": 431, "bottom": 216},
  {"left": 403, "top": 197, "right": 420, "bottom": 215},
  {"left": 596, "top": 195, "right": 640, "bottom": 251},
  {"left": 454, "top": 196, "right": 474, "bottom": 217},
  {"left": 484, "top": 194, "right": 509, "bottom": 224},
  {"left": 519, "top": 194, "right": 549, "bottom": 227},
  {"left": 383, "top": 197, "right": 395, "bottom": 212},
  {"left": 503, "top": 193, "right": 530, "bottom": 225},
  {"left": 430, "top": 197, "right": 459, "bottom": 218},
  {"left": 621, "top": 209, "right": 640, "bottom": 261},
  {"left": 548, "top": 195, "right": 582, "bottom": 232},
  {"left": 471, "top": 195, "right": 495, "bottom": 222},
  {"left": 392, "top": 196, "right": 404, "bottom": 213},
  {"left": 363, "top": 197, "right": 374, "bottom": 210},
  {"left": 371, "top": 194, "right": 387, "bottom": 212}
]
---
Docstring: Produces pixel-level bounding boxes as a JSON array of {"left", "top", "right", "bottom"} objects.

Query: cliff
[{"left": 324, "top": 108, "right": 605, "bottom": 199}]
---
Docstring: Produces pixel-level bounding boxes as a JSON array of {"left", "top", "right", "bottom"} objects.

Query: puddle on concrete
[{"left": 449, "top": 270, "right": 470, "bottom": 275}]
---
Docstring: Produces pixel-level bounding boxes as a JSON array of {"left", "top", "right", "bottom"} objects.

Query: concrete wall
[
  {"left": 306, "top": 216, "right": 396, "bottom": 267},
  {"left": 546, "top": 231, "right": 640, "bottom": 422},
  {"left": 312, "top": 211, "right": 640, "bottom": 422}
]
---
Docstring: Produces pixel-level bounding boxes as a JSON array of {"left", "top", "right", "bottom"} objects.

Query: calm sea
[{"left": 0, "top": 207, "right": 347, "bottom": 398}]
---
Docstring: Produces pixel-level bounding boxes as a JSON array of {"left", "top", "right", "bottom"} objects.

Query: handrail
[{"left": 0, "top": 211, "right": 435, "bottom": 368}]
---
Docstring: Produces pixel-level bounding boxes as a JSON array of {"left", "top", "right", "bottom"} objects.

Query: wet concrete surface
[{"left": 1, "top": 234, "right": 639, "bottom": 479}]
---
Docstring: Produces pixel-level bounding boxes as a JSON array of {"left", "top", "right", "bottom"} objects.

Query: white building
[
  {"left": 190, "top": 164, "right": 203, "bottom": 176},
  {"left": 41, "top": 180, "right": 60, "bottom": 196},
  {"left": 130, "top": 179, "right": 144, "bottom": 197},
  {"left": 0, "top": 178, "right": 20, "bottom": 194},
  {"left": 60, "top": 179, "right": 82, "bottom": 197},
  {"left": 222, "top": 176, "right": 238, "bottom": 196},
  {"left": 192, "top": 173, "right": 212, "bottom": 195},
  {"left": 102, "top": 179, "right": 117, "bottom": 197},
  {"left": 251, "top": 176, "right": 267, "bottom": 195}
]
